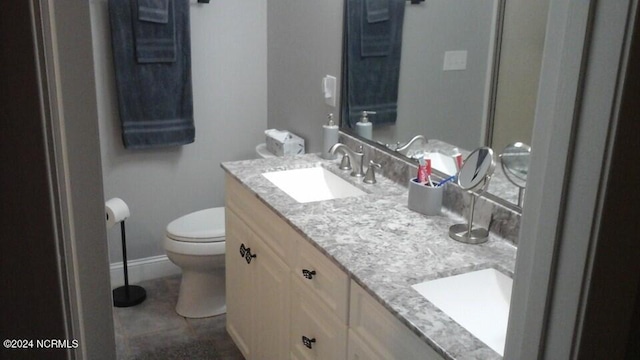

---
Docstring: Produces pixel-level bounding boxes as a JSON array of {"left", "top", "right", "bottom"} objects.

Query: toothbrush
[{"left": 436, "top": 175, "right": 457, "bottom": 187}]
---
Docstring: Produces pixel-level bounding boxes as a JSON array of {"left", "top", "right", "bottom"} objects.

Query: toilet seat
[
  {"left": 164, "top": 238, "right": 225, "bottom": 256},
  {"left": 166, "top": 208, "right": 225, "bottom": 243},
  {"left": 165, "top": 207, "right": 226, "bottom": 256}
]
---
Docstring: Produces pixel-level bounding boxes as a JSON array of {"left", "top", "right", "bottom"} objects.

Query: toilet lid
[{"left": 166, "top": 207, "right": 225, "bottom": 242}]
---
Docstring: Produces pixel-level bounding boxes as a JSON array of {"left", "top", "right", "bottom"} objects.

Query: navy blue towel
[
  {"left": 344, "top": 0, "right": 406, "bottom": 128},
  {"left": 134, "top": 0, "right": 176, "bottom": 63},
  {"left": 138, "top": 0, "right": 170, "bottom": 24},
  {"left": 109, "top": 0, "right": 194, "bottom": 149},
  {"left": 365, "top": 0, "right": 390, "bottom": 23},
  {"left": 362, "top": 0, "right": 391, "bottom": 56}
]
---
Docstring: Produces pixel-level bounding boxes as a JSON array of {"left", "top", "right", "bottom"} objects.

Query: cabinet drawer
[
  {"left": 349, "top": 281, "right": 444, "bottom": 360},
  {"left": 294, "top": 237, "right": 350, "bottom": 323},
  {"left": 225, "top": 174, "right": 299, "bottom": 267},
  {"left": 290, "top": 276, "right": 347, "bottom": 360}
]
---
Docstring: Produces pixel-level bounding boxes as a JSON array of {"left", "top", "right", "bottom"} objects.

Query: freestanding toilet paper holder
[{"left": 110, "top": 218, "right": 146, "bottom": 307}]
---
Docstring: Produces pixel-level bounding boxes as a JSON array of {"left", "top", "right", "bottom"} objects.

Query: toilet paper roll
[{"left": 105, "top": 198, "right": 130, "bottom": 229}]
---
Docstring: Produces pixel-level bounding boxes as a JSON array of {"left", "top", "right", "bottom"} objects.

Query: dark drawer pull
[
  {"left": 302, "top": 269, "right": 316, "bottom": 280},
  {"left": 239, "top": 244, "right": 256, "bottom": 264},
  {"left": 302, "top": 336, "right": 316, "bottom": 349},
  {"left": 245, "top": 250, "right": 256, "bottom": 264},
  {"left": 239, "top": 243, "right": 248, "bottom": 257}
]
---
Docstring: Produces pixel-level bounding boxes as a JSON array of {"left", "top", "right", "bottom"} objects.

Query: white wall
[
  {"left": 267, "top": 0, "right": 344, "bottom": 152},
  {"left": 91, "top": 0, "right": 267, "bottom": 262}
]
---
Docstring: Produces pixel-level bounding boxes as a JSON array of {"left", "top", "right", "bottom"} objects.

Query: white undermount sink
[
  {"left": 262, "top": 167, "right": 366, "bottom": 203},
  {"left": 412, "top": 268, "right": 513, "bottom": 356}
]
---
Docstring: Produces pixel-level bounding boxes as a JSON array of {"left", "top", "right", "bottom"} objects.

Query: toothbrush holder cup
[{"left": 408, "top": 178, "right": 443, "bottom": 216}]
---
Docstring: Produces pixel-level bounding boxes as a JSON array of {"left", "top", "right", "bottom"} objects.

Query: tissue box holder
[{"left": 266, "top": 132, "right": 305, "bottom": 157}]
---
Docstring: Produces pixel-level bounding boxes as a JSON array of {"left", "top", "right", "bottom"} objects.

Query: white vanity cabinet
[
  {"left": 225, "top": 175, "right": 298, "bottom": 360},
  {"left": 290, "top": 275, "right": 348, "bottom": 359},
  {"left": 225, "top": 174, "right": 443, "bottom": 360},
  {"left": 349, "top": 281, "right": 445, "bottom": 360},
  {"left": 225, "top": 207, "right": 291, "bottom": 359},
  {"left": 290, "top": 233, "right": 350, "bottom": 359}
]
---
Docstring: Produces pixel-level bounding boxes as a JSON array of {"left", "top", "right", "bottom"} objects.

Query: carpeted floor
[
  {"left": 132, "top": 340, "right": 220, "bottom": 360},
  {"left": 112, "top": 275, "right": 243, "bottom": 360}
]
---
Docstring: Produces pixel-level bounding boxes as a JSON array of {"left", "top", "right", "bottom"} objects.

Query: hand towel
[
  {"left": 138, "top": 0, "right": 169, "bottom": 24},
  {"left": 134, "top": 0, "right": 176, "bottom": 63},
  {"left": 366, "top": 0, "right": 390, "bottom": 23},
  {"left": 361, "top": 0, "right": 394, "bottom": 57}
]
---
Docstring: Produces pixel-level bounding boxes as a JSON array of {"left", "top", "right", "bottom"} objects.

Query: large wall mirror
[{"left": 341, "top": 0, "right": 549, "bottom": 210}]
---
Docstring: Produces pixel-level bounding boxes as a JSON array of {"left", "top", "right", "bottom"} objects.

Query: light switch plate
[
  {"left": 443, "top": 50, "right": 468, "bottom": 71},
  {"left": 323, "top": 75, "right": 337, "bottom": 107}
]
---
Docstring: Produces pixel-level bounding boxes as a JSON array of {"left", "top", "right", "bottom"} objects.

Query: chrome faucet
[
  {"left": 329, "top": 143, "right": 365, "bottom": 177},
  {"left": 396, "top": 135, "right": 427, "bottom": 154}
]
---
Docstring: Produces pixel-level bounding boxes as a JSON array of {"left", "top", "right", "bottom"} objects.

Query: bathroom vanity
[{"left": 222, "top": 153, "right": 517, "bottom": 360}]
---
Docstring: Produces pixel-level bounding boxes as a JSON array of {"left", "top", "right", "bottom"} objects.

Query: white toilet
[
  {"left": 164, "top": 207, "right": 226, "bottom": 318},
  {"left": 164, "top": 144, "right": 274, "bottom": 318}
]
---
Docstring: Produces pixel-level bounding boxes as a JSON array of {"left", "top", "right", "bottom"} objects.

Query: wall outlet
[{"left": 443, "top": 50, "right": 468, "bottom": 71}]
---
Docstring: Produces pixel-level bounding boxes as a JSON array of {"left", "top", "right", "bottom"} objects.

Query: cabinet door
[
  {"left": 225, "top": 209, "right": 255, "bottom": 359},
  {"left": 347, "top": 330, "right": 386, "bottom": 360},
  {"left": 349, "top": 281, "right": 444, "bottom": 360},
  {"left": 253, "top": 234, "right": 291, "bottom": 360},
  {"left": 290, "top": 276, "right": 347, "bottom": 360}
]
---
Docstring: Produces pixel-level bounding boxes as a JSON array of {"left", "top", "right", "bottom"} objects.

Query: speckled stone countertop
[{"left": 221, "top": 154, "right": 517, "bottom": 360}]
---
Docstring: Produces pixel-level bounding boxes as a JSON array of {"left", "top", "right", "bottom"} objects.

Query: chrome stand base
[{"left": 449, "top": 224, "right": 489, "bottom": 245}]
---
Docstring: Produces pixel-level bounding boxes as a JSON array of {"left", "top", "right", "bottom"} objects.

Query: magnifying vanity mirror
[
  {"left": 499, "top": 142, "right": 531, "bottom": 207},
  {"left": 449, "top": 147, "right": 495, "bottom": 244},
  {"left": 339, "top": 0, "right": 550, "bottom": 211}
]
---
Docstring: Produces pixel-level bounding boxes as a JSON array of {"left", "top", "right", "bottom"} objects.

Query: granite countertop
[{"left": 221, "top": 154, "right": 517, "bottom": 360}]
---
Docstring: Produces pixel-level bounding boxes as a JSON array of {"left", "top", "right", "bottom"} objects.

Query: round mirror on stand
[
  {"left": 499, "top": 142, "right": 531, "bottom": 207},
  {"left": 449, "top": 147, "right": 495, "bottom": 245}
]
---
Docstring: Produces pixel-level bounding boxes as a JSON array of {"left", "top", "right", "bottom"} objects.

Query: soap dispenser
[
  {"left": 355, "top": 111, "right": 375, "bottom": 140},
  {"left": 322, "top": 113, "right": 339, "bottom": 160}
]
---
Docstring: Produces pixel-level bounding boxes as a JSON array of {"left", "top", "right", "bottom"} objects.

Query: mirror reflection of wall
[
  {"left": 491, "top": 0, "right": 549, "bottom": 151},
  {"left": 342, "top": 0, "right": 549, "bottom": 152},
  {"left": 378, "top": 0, "right": 496, "bottom": 151}
]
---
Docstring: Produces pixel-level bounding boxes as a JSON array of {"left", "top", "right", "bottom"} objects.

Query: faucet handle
[
  {"left": 363, "top": 160, "right": 382, "bottom": 184},
  {"left": 339, "top": 154, "right": 352, "bottom": 170}
]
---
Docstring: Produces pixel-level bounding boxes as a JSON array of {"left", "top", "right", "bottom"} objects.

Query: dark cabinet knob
[
  {"left": 302, "top": 336, "right": 316, "bottom": 349},
  {"left": 302, "top": 269, "right": 316, "bottom": 280}
]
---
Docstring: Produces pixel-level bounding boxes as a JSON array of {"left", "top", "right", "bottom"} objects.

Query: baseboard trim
[{"left": 109, "top": 255, "right": 181, "bottom": 288}]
